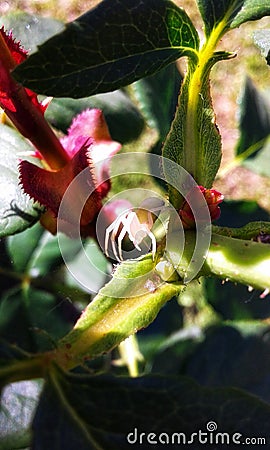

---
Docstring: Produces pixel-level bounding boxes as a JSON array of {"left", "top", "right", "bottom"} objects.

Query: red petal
[{"left": 20, "top": 142, "right": 102, "bottom": 229}]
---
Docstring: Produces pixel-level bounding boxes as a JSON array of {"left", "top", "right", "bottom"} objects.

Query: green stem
[
  {"left": 2, "top": 228, "right": 270, "bottom": 386},
  {"left": 175, "top": 231, "right": 270, "bottom": 291},
  {"left": 162, "top": 20, "right": 229, "bottom": 208},
  {"left": 0, "top": 354, "right": 49, "bottom": 386},
  {"left": 184, "top": 21, "right": 227, "bottom": 179},
  {"left": 212, "top": 222, "right": 270, "bottom": 240}
]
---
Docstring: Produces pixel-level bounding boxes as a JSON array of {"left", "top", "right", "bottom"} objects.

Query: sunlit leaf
[
  {"left": 0, "top": 379, "right": 42, "bottom": 450},
  {"left": 58, "top": 255, "right": 182, "bottom": 362},
  {"left": 231, "top": 0, "right": 270, "bottom": 28},
  {"left": 162, "top": 54, "right": 226, "bottom": 196}
]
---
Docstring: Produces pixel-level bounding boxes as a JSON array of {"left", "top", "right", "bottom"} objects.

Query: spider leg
[
  {"left": 104, "top": 216, "right": 122, "bottom": 258},
  {"left": 104, "top": 208, "right": 158, "bottom": 262},
  {"left": 147, "top": 230, "right": 157, "bottom": 261},
  {"left": 116, "top": 223, "right": 130, "bottom": 261},
  {"left": 117, "top": 212, "right": 141, "bottom": 260}
]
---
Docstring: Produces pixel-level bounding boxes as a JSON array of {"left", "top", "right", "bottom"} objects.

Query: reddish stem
[{"left": 0, "top": 33, "right": 69, "bottom": 170}]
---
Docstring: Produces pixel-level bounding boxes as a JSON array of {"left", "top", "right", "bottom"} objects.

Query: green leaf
[
  {"left": 204, "top": 233, "right": 270, "bottom": 291},
  {"left": 0, "top": 124, "right": 43, "bottom": 237},
  {"left": 63, "top": 239, "right": 110, "bottom": 294},
  {"left": 197, "top": 0, "right": 244, "bottom": 37},
  {"left": 56, "top": 256, "right": 182, "bottom": 367},
  {"left": 45, "top": 90, "right": 145, "bottom": 144},
  {"left": 236, "top": 77, "right": 270, "bottom": 156},
  {"left": 244, "top": 138, "right": 270, "bottom": 177},
  {"left": 0, "top": 379, "right": 42, "bottom": 450},
  {"left": 0, "top": 287, "right": 77, "bottom": 352},
  {"left": 162, "top": 54, "right": 225, "bottom": 203},
  {"left": 231, "top": 0, "right": 270, "bottom": 28},
  {"left": 185, "top": 322, "right": 270, "bottom": 402},
  {"left": 0, "top": 11, "right": 64, "bottom": 53},
  {"left": 169, "top": 229, "right": 270, "bottom": 291},
  {"left": 132, "top": 63, "right": 182, "bottom": 140},
  {"left": 13, "top": 0, "right": 199, "bottom": 98},
  {"left": 7, "top": 223, "right": 44, "bottom": 274},
  {"left": 32, "top": 367, "right": 270, "bottom": 449},
  {"left": 7, "top": 222, "right": 81, "bottom": 277},
  {"left": 197, "top": 0, "right": 270, "bottom": 36},
  {"left": 234, "top": 77, "right": 270, "bottom": 177}
]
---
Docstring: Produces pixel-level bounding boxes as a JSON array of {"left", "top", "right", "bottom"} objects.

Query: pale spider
[{"left": 105, "top": 197, "right": 165, "bottom": 261}]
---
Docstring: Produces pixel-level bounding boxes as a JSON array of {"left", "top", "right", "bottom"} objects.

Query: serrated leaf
[
  {"left": 0, "top": 11, "right": 64, "bottom": 54},
  {"left": 236, "top": 77, "right": 270, "bottom": 157},
  {"left": 13, "top": 0, "right": 199, "bottom": 98},
  {"left": 162, "top": 54, "right": 224, "bottom": 199},
  {"left": 0, "top": 379, "right": 42, "bottom": 450},
  {"left": 32, "top": 368, "right": 270, "bottom": 449},
  {"left": 45, "top": 90, "right": 144, "bottom": 144},
  {"left": 0, "top": 124, "right": 43, "bottom": 237},
  {"left": 197, "top": 0, "right": 270, "bottom": 36},
  {"left": 132, "top": 63, "right": 182, "bottom": 140},
  {"left": 231, "top": 0, "right": 270, "bottom": 28}
]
